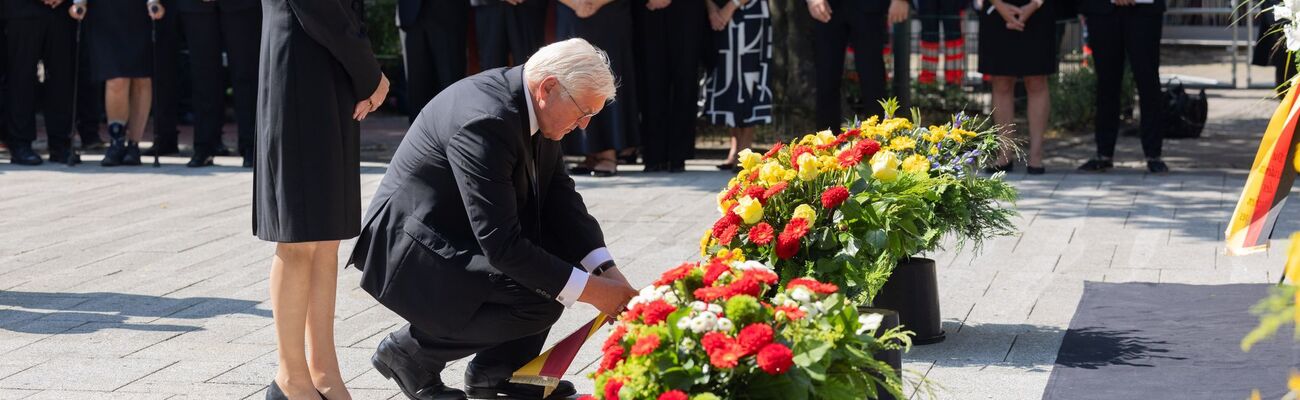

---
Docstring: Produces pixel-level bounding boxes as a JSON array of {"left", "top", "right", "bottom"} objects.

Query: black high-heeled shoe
[
  {"left": 266, "top": 381, "right": 287, "bottom": 400},
  {"left": 983, "top": 161, "right": 1014, "bottom": 174}
]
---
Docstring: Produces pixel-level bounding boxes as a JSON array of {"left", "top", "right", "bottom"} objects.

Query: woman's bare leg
[{"left": 271, "top": 242, "right": 324, "bottom": 400}]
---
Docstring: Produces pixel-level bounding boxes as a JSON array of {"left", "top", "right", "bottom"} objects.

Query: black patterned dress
[{"left": 703, "top": 0, "right": 772, "bottom": 128}]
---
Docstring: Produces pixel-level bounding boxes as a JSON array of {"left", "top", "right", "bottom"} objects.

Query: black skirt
[
  {"left": 87, "top": 0, "right": 154, "bottom": 81},
  {"left": 977, "top": 0, "right": 1058, "bottom": 77},
  {"left": 555, "top": 0, "right": 641, "bottom": 155}
]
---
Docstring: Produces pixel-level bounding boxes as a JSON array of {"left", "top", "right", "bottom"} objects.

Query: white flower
[
  {"left": 813, "top": 301, "right": 826, "bottom": 312},
  {"left": 699, "top": 311, "right": 718, "bottom": 321},
  {"left": 737, "top": 260, "right": 773, "bottom": 272},
  {"left": 857, "top": 313, "right": 884, "bottom": 335},
  {"left": 707, "top": 304, "right": 724, "bottom": 314},
  {"left": 790, "top": 287, "right": 813, "bottom": 303},
  {"left": 639, "top": 286, "right": 658, "bottom": 298},
  {"left": 690, "top": 316, "right": 715, "bottom": 333},
  {"left": 680, "top": 337, "right": 696, "bottom": 351},
  {"left": 691, "top": 301, "right": 708, "bottom": 312},
  {"left": 773, "top": 293, "right": 790, "bottom": 305},
  {"left": 663, "top": 292, "right": 680, "bottom": 305},
  {"left": 677, "top": 316, "right": 692, "bottom": 330},
  {"left": 717, "top": 318, "right": 734, "bottom": 332},
  {"left": 1287, "top": 25, "right": 1300, "bottom": 52}
]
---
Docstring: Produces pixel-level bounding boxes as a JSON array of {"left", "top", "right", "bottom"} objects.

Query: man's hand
[
  {"left": 600, "top": 266, "right": 633, "bottom": 290},
  {"left": 888, "top": 0, "right": 908, "bottom": 24},
  {"left": 68, "top": 2, "right": 85, "bottom": 20},
  {"left": 1113, "top": 0, "right": 1136, "bottom": 6},
  {"left": 647, "top": 0, "right": 671, "bottom": 10},
  {"left": 579, "top": 275, "right": 637, "bottom": 317},
  {"left": 807, "top": 0, "right": 832, "bottom": 23},
  {"left": 147, "top": 1, "right": 165, "bottom": 20},
  {"left": 44, "top": 0, "right": 63, "bottom": 8}
]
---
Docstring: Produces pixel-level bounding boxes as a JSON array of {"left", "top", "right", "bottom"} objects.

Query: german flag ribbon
[
  {"left": 509, "top": 314, "right": 609, "bottom": 398},
  {"left": 1226, "top": 81, "right": 1300, "bottom": 255}
]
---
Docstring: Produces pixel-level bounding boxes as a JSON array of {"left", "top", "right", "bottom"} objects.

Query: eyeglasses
[{"left": 558, "top": 83, "right": 597, "bottom": 121}]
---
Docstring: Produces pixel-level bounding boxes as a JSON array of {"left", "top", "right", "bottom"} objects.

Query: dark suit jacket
[
  {"left": 1077, "top": 0, "right": 1165, "bottom": 15},
  {"left": 348, "top": 66, "right": 607, "bottom": 336},
  {"left": 396, "top": 0, "right": 420, "bottom": 29},
  {"left": 174, "top": 0, "right": 259, "bottom": 13},
  {"left": 3, "top": 0, "right": 68, "bottom": 20}
]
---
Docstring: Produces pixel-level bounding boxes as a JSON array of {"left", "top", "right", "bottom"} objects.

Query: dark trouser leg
[
  {"left": 813, "top": 18, "right": 849, "bottom": 132},
  {"left": 181, "top": 12, "right": 224, "bottom": 153},
  {"left": 220, "top": 6, "right": 261, "bottom": 156},
  {"left": 392, "top": 277, "right": 563, "bottom": 385},
  {"left": 474, "top": 4, "right": 510, "bottom": 70},
  {"left": 635, "top": 7, "right": 670, "bottom": 166},
  {"left": 667, "top": 0, "right": 704, "bottom": 164},
  {"left": 1125, "top": 13, "right": 1164, "bottom": 159},
  {"left": 150, "top": 1, "right": 180, "bottom": 147},
  {"left": 41, "top": 14, "right": 77, "bottom": 156},
  {"left": 402, "top": 24, "right": 436, "bottom": 120},
  {"left": 509, "top": 0, "right": 549, "bottom": 64},
  {"left": 425, "top": 2, "right": 467, "bottom": 102},
  {"left": 848, "top": 12, "right": 887, "bottom": 120},
  {"left": 1085, "top": 14, "right": 1124, "bottom": 158},
  {"left": 7, "top": 18, "right": 44, "bottom": 149}
]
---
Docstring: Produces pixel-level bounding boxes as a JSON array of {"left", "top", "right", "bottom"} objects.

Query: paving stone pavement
[{"left": 0, "top": 88, "right": 1296, "bottom": 399}]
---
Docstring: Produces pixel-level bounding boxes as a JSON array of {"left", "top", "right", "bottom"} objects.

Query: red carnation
[
  {"left": 776, "top": 304, "right": 805, "bottom": 320},
  {"left": 632, "top": 333, "right": 662, "bottom": 356},
  {"left": 727, "top": 276, "right": 761, "bottom": 299},
  {"left": 821, "top": 186, "right": 850, "bottom": 209},
  {"left": 600, "top": 345, "right": 624, "bottom": 371},
  {"left": 738, "top": 324, "right": 775, "bottom": 354},
  {"left": 763, "top": 142, "right": 785, "bottom": 159},
  {"left": 775, "top": 233, "right": 801, "bottom": 260},
  {"left": 703, "top": 260, "right": 731, "bottom": 286},
  {"left": 756, "top": 343, "right": 794, "bottom": 375},
  {"left": 654, "top": 262, "right": 697, "bottom": 286},
  {"left": 745, "top": 185, "right": 767, "bottom": 203},
  {"left": 782, "top": 218, "right": 811, "bottom": 240},
  {"left": 658, "top": 390, "right": 689, "bottom": 400},
  {"left": 621, "top": 302, "right": 644, "bottom": 322},
  {"left": 716, "top": 224, "right": 739, "bottom": 245},
  {"left": 701, "top": 333, "right": 745, "bottom": 369},
  {"left": 642, "top": 300, "right": 677, "bottom": 325},
  {"left": 694, "top": 286, "right": 731, "bottom": 302},
  {"left": 747, "top": 169, "right": 760, "bottom": 182},
  {"left": 711, "top": 212, "right": 741, "bottom": 238},
  {"left": 604, "top": 379, "right": 624, "bottom": 400},
  {"left": 788, "top": 278, "right": 839, "bottom": 294},
  {"left": 748, "top": 223, "right": 775, "bottom": 246},
  {"left": 603, "top": 324, "right": 627, "bottom": 352},
  {"left": 854, "top": 138, "right": 881, "bottom": 158},
  {"left": 701, "top": 332, "right": 730, "bottom": 353},
  {"left": 763, "top": 181, "right": 788, "bottom": 200},
  {"left": 745, "top": 268, "right": 779, "bottom": 285},
  {"left": 722, "top": 184, "right": 741, "bottom": 202}
]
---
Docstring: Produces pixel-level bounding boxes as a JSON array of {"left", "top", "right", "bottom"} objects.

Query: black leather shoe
[
  {"left": 214, "top": 144, "right": 232, "bottom": 157},
  {"left": 1077, "top": 157, "right": 1113, "bottom": 172},
  {"left": 643, "top": 162, "right": 668, "bottom": 173},
  {"left": 372, "top": 335, "right": 467, "bottom": 400},
  {"left": 568, "top": 165, "right": 593, "bottom": 175},
  {"left": 243, "top": 156, "right": 254, "bottom": 168},
  {"left": 668, "top": 161, "right": 686, "bottom": 173},
  {"left": 122, "top": 141, "right": 143, "bottom": 166},
  {"left": 9, "top": 145, "right": 43, "bottom": 165},
  {"left": 1147, "top": 158, "right": 1169, "bottom": 174},
  {"left": 465, "top": 380, "right": 575, "bottom": 400},
  {"left": 187, "top": 149, "right": 215, "bottom": 168},
  {"left": 48, "top": 149, "right": 81, "bottom": 165},
  {"left": 1026, "top": 165, "right": 1045, "bottom": 175}
]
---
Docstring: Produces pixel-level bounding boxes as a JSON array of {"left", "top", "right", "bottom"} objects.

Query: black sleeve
[
  {"left": 540, "top": 149, "right": 607, "bottom": 265},
  {"left": 284, "top": 0, "right": 382, "bottom": 98},
  {"left": 446, "top": 117, "right": 574, "bottom": 298}
]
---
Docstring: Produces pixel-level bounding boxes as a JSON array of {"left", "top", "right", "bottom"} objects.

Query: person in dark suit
[
  {"left": 142, "top": 0, "right": 178, "bottom": 157},
  {"left": 472, "top": 0, "right": 548, "bottom": 70},
  {"left": 254, "top": 0, "right": 389, "bottom": 398},
  {"left": 4, "top": 0, "right": 77, "bottom": 165},
  {"left": 398, "top": 0, "right": 467, "bottom": 123},
  {"left": 808, "top": 0, "right": 910, "bottom": 131},
  {"left": 634, "top": 0, "right": 705, "bottom": 173},
  {"left": 176, "top": 0, "right": 259, "bottom": 167},
  {"left": 348, "top": 38, "right": 638, "bottom": 400},
  {"left": 1076, "top": 0, "right": 1167, "bottom": 173}
]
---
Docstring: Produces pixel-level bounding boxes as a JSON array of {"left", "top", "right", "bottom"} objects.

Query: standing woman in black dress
[
  {"left": 69, "top": 0, "right": 165, "bottom": 167},
  {"left": 556, "top": 0, "right": 640, "bottom": 177},
  {"left": 979, "top": 0, "right": 1055, "bottom": 174},
  {"left": 256, "top": 0, "right": 388, "bottom": 398}
]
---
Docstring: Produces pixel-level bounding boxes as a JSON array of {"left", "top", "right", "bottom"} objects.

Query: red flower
[
  {"left": 716, "top": 224, "right": 739, "bottom": 245},
  {"left": 782, "top": 218, "right": 811, "bottom": 240},
  {"left": 600, "top": 346, "right": 624, "bottom": 371},
  {"left": 747, "top": 223, "right": 775, "bottom": 246},
  {"left": 654, "top": 262, "right": 697, "bottom": 286},
  {"left": 604, "top": 379, "right": 624, "bottom": 400},
  {"left": 776, "top": 304, "right": 805, "bottom": 320},
  {"left": 632, "top": 333, "right": 662, "bottom": 356},
  {"left": 738, "top": 324, "right": 775, "bottom": 354},
  {"left": 658, "top": 390, "right": 689, "bottom": 400},
  {"left": 788, "top": 278, "right": 839, "bottom": 294},
  {"left": 747, "top": 169, "right": 760, "bottom": 182},
  {"left": 727, "top": 276, "right": 761, "bottom": 299},
  {"left": 701, "top": 333, "right": 745, "bottom": 369},
  {"left": 763, "top": 181, "right": 788, "bottom": 200},
  {"left": 745, "top": 268, "right": 779, "bottom": 285},
  {"left": 763, "top": 143, "right": 785, "bottom": 159},
  {"left": 854, "top": 138, "right": 881, "bottom": 158},
  {"left": 579, "top": 396, "right": 596, "bottom": 400},
  {"left": 745, "top": 185, "right": 767, "bottom": 203},
  {"left": 821, "top": 186, "right": 850, "bottom": 209},
  {"left": 756, "top": 343, "right": 794, "bottom": 375},
  {"left": 790, "top": 145, "right": 813, "bottom": 171},
  {"left": 711, "top": 212, "right": 741, "bottom": 238},
  {"left": 722, "top": 184, "right": 741, "bottom": 202},
  {"left": 621, "top": 302, "right": 644, "bottom": 322},
  {"left": 841, "top": 129, "right": 861, "bottom": 140},
  {"left": 694, "top": 285, "right": 731, "bottom": 302},
  {"left": 641, "top": 300, "right": 677, "bottom": 326},
  {"left": 701, "top": 331, "right": 730, "bottom": 353},
  {"left": 837, "top": 148, "right": 864, "bottom": 168},
  {"left": 775, "top": 233, "right": 801, "bottom": 260},
  {"left": 703, "top": 259, "right": 731, "bottom": 286},
  {"left": 603, "top": 325, "right": 627, "bottom": 352}
]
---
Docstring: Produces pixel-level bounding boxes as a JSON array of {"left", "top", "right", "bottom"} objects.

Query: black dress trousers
[
  {"left": 400, "top": 0, "right": 467, "bottom": 121},
  {"left": 634, "top": 0, "right": 704, "bottom": 167},
  {"left": 812, "top": 0, "right": 889, "bottom": 131},
  {"left": 180, "top": 0, "right": 261, "bottom": 155},
  {"left": 5, "top": 6, "right": 76, "bottom": 154},
  {"left": 148, "top": 0, "right": 180, "bottom": 148},
  {"left": 473, "top": 0, "right": 548, "bottom": 70},
  {"left": 1085, "top": 10, "right": 1164, "bottom": 159}
]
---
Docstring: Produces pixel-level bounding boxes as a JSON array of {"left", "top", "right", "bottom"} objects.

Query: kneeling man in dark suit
[{"left": 348, "top": 38, "right": 639, "bottom": 400}]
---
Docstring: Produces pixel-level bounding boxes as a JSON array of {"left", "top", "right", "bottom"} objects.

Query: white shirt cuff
[
  {"left": 555, "top": 267, "right": 589, "bottom": 308},
  {"left": 580, "top": 247, "right": 613, "bottom": 272}
]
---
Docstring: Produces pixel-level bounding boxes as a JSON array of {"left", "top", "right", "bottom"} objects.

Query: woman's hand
[
  {"left": 147, "top": 1, "right": 165, "bottom": 20},
  {"left": 806, "top": 0, "right": 832, "bottom": 23},
  {"left": 993, "top": 1, "right": 1024, "bottom": 31},
  {"left": 646, "top": 0, "right": 671, "bottom": 10},
  {"left": 1016, "top": 0, "right": 1040, "bottom": 24},
  {"left": 68, "top": 2, "right": 86, "bottom": 20},
  {"left": 354, "top": 73, "right": 390, "bottom": 121},
  {"left": 706, "top": 0, "right": 727, "bottom": 30},
  {"left": 888, "top": 0, "right": 909, "bottom": 24}
]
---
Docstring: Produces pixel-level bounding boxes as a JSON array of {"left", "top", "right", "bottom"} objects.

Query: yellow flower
[
  {"left": 735, "top": 196, "right": 764, "bottom": 224},
  {"left": 784, "top": 170, "right": 798, "bottom": 181},
  {"left": 924, "top": 125, "right": 948, "bottom": 143},
  {"left": 759, "top": 162, "right": 787, "bottom": 187},
  {"left": 717, "top": 248, "right": 745, "bottom": 262},
  {"left": 871, "top": 150, "right": 900, "bottom": 182},
  {"left": 889, "top": 136, "right": 917, "bottom": 152},
  {"left": 1294, "top": 144, "right": 1299, "bottom": 172},
  {"left": 1289, "top": 369, "right": 1300, "bottom": 392},
  {"left": 793, "top": 204, "right": 817, "bottom": 223},
  {"left": 738, "top": 149, "right": 761, "bottom": 171},
  {"left": 700, "top": 229, "right": 713, "bottom": 257},
  {"left": 881, "top": 118, "right": 913, "bottom": 134},
  {"left": 860, "top": 116, "right": 880, "bottom": 129},
  {"left": 818, "top": 155, "right": 838, "bottom": 172},
  {"left": 797, "top": 153, "right": 821, "bottom": 181},
  {"left": 815, "top": 130, "right": 837, "bottom": 146},
  {"left": 902, "top": 154, "right": 930, "bottom": 174},
  {"left": 949, "top": 128, "right": 977, "bottom": 143}
]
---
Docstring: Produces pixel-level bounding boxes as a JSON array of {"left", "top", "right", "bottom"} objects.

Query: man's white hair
[{"left": 524, "top": 38, "right": 617, "bottom": 101}]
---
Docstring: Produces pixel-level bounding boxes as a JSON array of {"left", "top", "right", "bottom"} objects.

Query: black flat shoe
[
  {"left": 243, "top": 156, "right": 255, "bottom": 168},
  {"left": 266, "top": 381, "right": 287, "bottom": 400},
  {"left": 591, "top": 168, "right": 617, "bottom": 177},
  {"left": 1077, "top": 157, "right": 1113, "bottom": 172},
  {"left": 643, "top": 162, "right": 668, "bottom": 173},
  {"left": 122, "top": 141, "right": 143, "bottom": 166},
  {"left": 618, "top": 152, "right": 639, "bottom": 165},
  {"left": 1026, "top": 165, "right": 1046, "bottom": 175},
  {"left": 9, "top": 145, "right": 43, "bottom": 165},
  {"left": 568, "top": 165, "right": 593, "bottom": 175},
  {"left": 48, "top": 149, "right": 81, "bottom": 165},
  {"left": 983, "top": 161, "right": 1013, "bottom": 174},
  {"left": 1147, "top": 158, "right": 1169, "bottom": 174},
  {"left": 716, "top": 162, "right": 737, "bottom": 171},
  {"left": 465, "top": 380, "right": 575, "bottom": 400},
  {"left": 187, "top": 150, "right": 215, "bottom": 168},
  {"left": 668, "top": 161, "right": 686, "bottom": 173}
]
